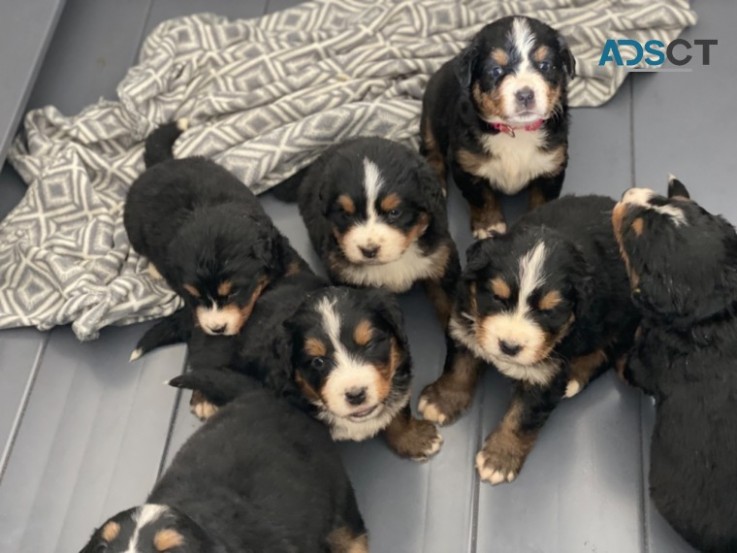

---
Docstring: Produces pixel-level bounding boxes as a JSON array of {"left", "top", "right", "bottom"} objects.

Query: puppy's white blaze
[
  {"left": 622, "top": 187, "right": 687, "bottom": 226},
  {"left": 123, "top": 504, "right": 168, "bottom": 553},
  {"left": 316, "top": 297, "right": 381, "bottom": 417},
  {"left": 502, "top": 17, "right": 550, "bottom": 121},
  {"left": 362, "top": 157, "right": 383, "bottom": 223},
  {"left": 196, "top": 303, "right": 239, "bottom": 336},
  {"left": 518, "top": 241, "right": 547, "bottom": 314}
]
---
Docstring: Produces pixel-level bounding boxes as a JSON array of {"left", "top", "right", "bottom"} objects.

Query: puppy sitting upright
[
  {"left": 125, "top": 121, "right": 299, "bottom": 358},
  {"left": 419, "top": 195, "right": 639, "bottom": 484},
  {"left": 421, "top": 16, "right": 575, "bottom": 238},
  {"left": 614, "top": 178, "right": 737, "bottom": 553},
  {"left": 275, "top": 137, "right": 460, "bottom": 325},
  {"left": 79, "top": 371, "right": 367, "bottom": 553}
]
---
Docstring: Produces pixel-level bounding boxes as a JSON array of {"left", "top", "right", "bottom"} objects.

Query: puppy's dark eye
[
  {"left": 490, "top": 66, "right": 504, "bottom": 79},
  {"left": 538, "top": 61, "right": 551, "bottom": 72},
  {"left": 386, "top": 208, "right": 402, "bottom": 221},
  {"left": 310, "top": 357, "right": 326, "bottom": 370}
]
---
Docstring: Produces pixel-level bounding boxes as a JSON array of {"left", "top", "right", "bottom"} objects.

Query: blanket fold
[{"left": 0, "top": 0, "right": 696, "bottom": 339}]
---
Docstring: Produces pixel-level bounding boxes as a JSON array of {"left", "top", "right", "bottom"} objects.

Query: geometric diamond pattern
[{"left": 0, "top": 0, "right": 697, "bottom": 340}]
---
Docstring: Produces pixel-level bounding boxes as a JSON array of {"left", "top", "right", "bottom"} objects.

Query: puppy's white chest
[
  {"left": 475, "top": 131, "right": 559, "bottom": 195},
  {"left": 340, "top": 243, "right": 444, "bottom": 293}
]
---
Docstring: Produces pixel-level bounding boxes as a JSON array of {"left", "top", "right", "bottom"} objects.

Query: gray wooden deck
[{"left": 1, "top": 1, "right": 734, "bottom": 552}]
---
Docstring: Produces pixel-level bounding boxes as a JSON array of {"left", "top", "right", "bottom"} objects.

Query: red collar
[{"left": 488, "top": 119, "right": 545, "bottom": 138}]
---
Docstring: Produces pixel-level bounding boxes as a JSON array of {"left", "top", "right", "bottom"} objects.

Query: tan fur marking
[
  {"left": 632, "top": 217, "right": 644, "bottom": 236},
  {"left": 353, "top": 320, "right": 373, "bottom": 347},
  {"left": 472, "top": 82, "right": 505, "bottom": 119},
  {"left": 327, "top": 527, "right": 369, "bottom": 553},
  {"left": 153, "top": 528, "right": 184, "bottom": 552},
  {"left": 612, "top": 202, "right": 640, "bottom": 288},
  {"left": 285, "top": 260, "right": 302, "bottom": 276},
  {"left": 375, "top": 338, "right": 404, "bottom": 400},
  {"left": 183, "top": 284, "right": 200, "bottom": 298},
  {"left": 217, "top": 280, "right": 232, "bottom": 297},
  {"left": 481, "top": 393, "right": 538, "bottom": 468},
  {"left": 401, "top": 212, "right": 430, "bottom": 249},
  {"left": 533, "top": 45, "right": 550, "bottom": 63},
  {"left": 305, "top": 337, "right": 327, "bottom": 357},
  {"left": 529, "top": 185, "right": 547, "bottom": 210},
  {"left": 422, "top": 116, "right": 447, "bottom": 189},
  {"left": 226, "top": 276, "right": 269, "bottom": 332},
  {"left": 383, "top": 405, "right": 442, "bottom": 460},
  {"left": 337, "top": 194, "right": 356, "bottom": 215},
  {"left": 538, "top": 290, "right": 562, "bottom": 311},
  {"left": 569, "top": 349, "right": 608, "bottom": 388},
  {"left": 491, "top": 277, "right": 511, "bottom": 300},
  {"left": 532, "top": 314, "right": 575, "bottom": 364},
  {"left": 491, "top": 48, "right": 509, "bottom": 66},
  {"left": 380, "top": 193, "right": 402, "bottom": 212},
  {"left": 101, "top": 521, "right": 120, "bottom": 543},
  {"left": 546, "top": 85, "right": 563, "bottom": 118},
  {"left": 295, "top": 371, "right": 322, "bottom": 403}
]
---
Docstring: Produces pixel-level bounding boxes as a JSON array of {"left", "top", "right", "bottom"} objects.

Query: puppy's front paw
[
  {"left": 475, "top": 432, "right": 526, "bottom": 485},
  {"left": 472, "top": 222, "right": 507, "bottom": 241},
  {"left": 564, "top": 379, "right": 582, "bottom": 398},
  {"left": 418, "top": 379, "right": 473, "bottom": 426},
  {"left": 386, "top": 417, "right": 443, "bottom": 462},
  {"left": 189, "top": 390, "right": 218, "bottom": 421}
]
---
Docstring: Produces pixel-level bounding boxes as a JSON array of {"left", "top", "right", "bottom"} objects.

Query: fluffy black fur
[
  {"left": 275, "top": 136, "right": 460, "bottom": 326},
  {"left": 615, "top": 179, "right": 737, "bottom": 553},
  {"left": 175, "top": 271, "right": 441, "bottom": 460},
  {"left": 419, "top": 195, "right": 639, "bottom": 484},
  {"left": 78, "top": 372, "right": 366, "bottom": 553},
  {"left": 420, "top": 15, "right": 575, "bottom": 238},
  {"left": 125, "top": 121, "right": 301, "bottom": 357}
]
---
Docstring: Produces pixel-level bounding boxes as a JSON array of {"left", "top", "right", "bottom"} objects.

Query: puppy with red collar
[{"left": 420, "top": 16, "right": 575, "bottom": 238}]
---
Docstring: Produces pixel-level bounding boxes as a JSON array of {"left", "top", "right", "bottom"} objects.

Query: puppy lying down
[
  {"left": 614, "top": 178, "right": 737, "bottom": 553},
  {"left": 79, "top": 371, "right": 367, "bottom": 553}
]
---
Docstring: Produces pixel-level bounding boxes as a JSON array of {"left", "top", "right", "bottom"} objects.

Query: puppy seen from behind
[{"left": 614, "top": 177, "right": 737, "bottom": 553}]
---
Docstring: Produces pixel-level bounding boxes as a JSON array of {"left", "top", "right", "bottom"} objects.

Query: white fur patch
[
  {"left": 123, "top": 504, "right": 168, "bottom": 553},
  {"left": 320, "top": 392, "right": 410, "bottom": 441},
  {"left": 338, "top": 242, "right": 446, "bottom": 293},
  {"left": 621, "top": 187, "right": 687, "bottom": 226},
  {"left": 476, "top": 131, "right": 560, "bottom": 195},
  {"left": 196, "top": 302, "right": 240, "bottom": 335}
]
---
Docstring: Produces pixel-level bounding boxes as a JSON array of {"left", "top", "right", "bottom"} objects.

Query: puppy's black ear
[
  {"left": 667, "top": 175, "right": 690, "bottom": 199},
  {"left": 557, "top": 34, "right": 576, "bottom": 79},
  {"left": 455, "top": 38, "right": 479, "bottom": 88},
  {"left": 371, "top": 290, "right": 409, "bottom": 349},
  {"left": 464, "top": 238, "right": 492, "bottom": 276}
]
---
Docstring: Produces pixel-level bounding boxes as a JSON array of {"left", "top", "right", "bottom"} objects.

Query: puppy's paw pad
[
  {"left": 564, "top": 379, "right": 582, "bottom": 398},
  {"left": 191, "top": 400, "right": 218, "bottom": 421},
  {"left": 473, "top": 223, "right": 507, "bottom": 241},
  {"left": 417, "top": 396, "right": 448, "bottom": 425}
]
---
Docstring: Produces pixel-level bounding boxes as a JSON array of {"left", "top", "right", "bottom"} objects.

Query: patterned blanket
[{"left": 1, "top": 0, "right": 696, "bottom": 340}]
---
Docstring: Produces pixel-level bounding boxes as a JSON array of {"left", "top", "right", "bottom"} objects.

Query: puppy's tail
[
  {"left": 129, "top": 308, "right": 193, "bottom": 362},
  {"left": 143, "top": 118, "right": 190, "bottom": 168},
  {"left": 168, "top": 369, "right": 262, "bottom": 405},
  {"left": 270, "top": 165, "right": 310, "bottom": 203}
]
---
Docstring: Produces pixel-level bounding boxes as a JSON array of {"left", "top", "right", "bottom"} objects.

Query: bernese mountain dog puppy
[
  {"left": 78, "top": 372, "right": 367, "bottom": 553},
  {"left": 420, "top": 16, "right": 575, "bottom": 239},
  {"left": 275, "top": 136, "right": 460, "bottom": 325},
  {"left": 418, "top": 195, "right": 639, "bottom": 484},
  {"left": 125, "top": 120, "right": 300, "bottom": 359},
  {"left": 172, "top": 260, "right": 442, "bottom": 461},
  {"left": 614, "top": 178, "right": 737, "bottom": 553}
]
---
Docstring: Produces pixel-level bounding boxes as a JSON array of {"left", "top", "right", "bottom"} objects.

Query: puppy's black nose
[
  {"left": 515, "top": 87, "right": 535, "bottom": 108},
  {"left": 345, "top": 387, "right": 367, "bottom": 406},
  {"left": 209, "top": 324, "right": 227, "bottom": 335},
  {"left": 499, "top": 340, "right": 522, "bottom": 357},
  {"left": 360, "top": 245, "right": 379, "bottom": 259}
]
